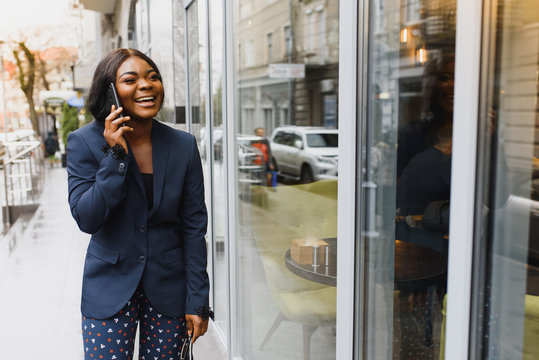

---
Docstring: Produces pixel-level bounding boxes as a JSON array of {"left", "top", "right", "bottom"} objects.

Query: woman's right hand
[{"left": 103, "top": 105, "right": 133, "bottom": 153}]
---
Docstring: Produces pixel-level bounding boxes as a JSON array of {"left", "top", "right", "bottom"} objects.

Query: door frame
[{"left": 337, "top": 0, "right": 483, "bottom": 359}]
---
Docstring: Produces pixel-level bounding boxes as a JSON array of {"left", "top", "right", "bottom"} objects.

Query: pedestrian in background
[
  {"left": 66, "top": 48, "right": 212, "bottom": 360},
  {"left": 44, "top": 131, "right": 58, "bottom": 167},
  {"left": 253, "top": 127, "right": 276, "bottom": 186}
]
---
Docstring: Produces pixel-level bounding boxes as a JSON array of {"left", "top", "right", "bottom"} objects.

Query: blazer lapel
[{"left": 149, "top": 120, "right": 170, "bottom": 218}]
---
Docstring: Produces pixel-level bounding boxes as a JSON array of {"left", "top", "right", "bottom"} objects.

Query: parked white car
[{"left": 270, "top": 126, "right": 338, "bottom": 183}]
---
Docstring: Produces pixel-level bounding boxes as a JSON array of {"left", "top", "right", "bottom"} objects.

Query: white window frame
[
  {"left": 244, "top": 39, "right": 255, "bottom": 68},
  {"left": 338, "top": 0, "right": 482, "bottom": 359},
  {"left": 444, "top": 0, "right": 483, "bottom": 358},
  {"left": 266, "top": 31, "right": 273, "bottom": 63},
  {"left": 337, "top": 0, "right": 358, "bottom": 359},
  {"left": 191, "top": 0, "right": 485, "bottom": 358},
  {"left": 223, "top": 0, "right": 239, "bottom": 357},
  {"left": 283, "top": 23, "right": 292, "bottom": 58}
]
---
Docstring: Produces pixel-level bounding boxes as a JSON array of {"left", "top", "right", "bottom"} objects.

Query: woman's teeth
[{"left": 135, "top": 97, "right": 155, "bottom": 102}]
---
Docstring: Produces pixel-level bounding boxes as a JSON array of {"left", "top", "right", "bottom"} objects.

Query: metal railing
[{"left": 1, "top": 140, "right": 45, "bottom": 228}]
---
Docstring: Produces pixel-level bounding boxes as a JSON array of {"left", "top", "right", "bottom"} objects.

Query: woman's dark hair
[{"left": 86, "top": 48, "right": 163, "bottom": 122}]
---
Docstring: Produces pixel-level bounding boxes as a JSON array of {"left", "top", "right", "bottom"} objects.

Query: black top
[
  {"left": 397, "top": 147, "right": 451, "bottom": 215},
  {"left": 141, "top": 173, "right": 153, "bottom": 209}
]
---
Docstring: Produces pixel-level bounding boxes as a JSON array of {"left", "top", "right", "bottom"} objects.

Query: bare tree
[
  {"left": 12, "top": 41, "right": 40, "bottom": 135},
  {"left": 37, "top": 56, "right": 50, "bottom": 91},
  {"left": 8, "top": 38, "right": 78, "bottom": 137}
]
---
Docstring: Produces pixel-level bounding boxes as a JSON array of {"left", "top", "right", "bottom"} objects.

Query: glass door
[
  {"left": 471, "top": 0, "right": 539, "bottom": 359},
  {"left": 208, "top": 0, "right": 228, "bottom": 342},
  {"left": 230, "top": 1, "right": 340, "bottom": 359},
  {"left": 185, "top": 0, "right": 229, "bottom": 343},
  {"left": 356, "top": 0, "right": 457, "bottom": 358}
]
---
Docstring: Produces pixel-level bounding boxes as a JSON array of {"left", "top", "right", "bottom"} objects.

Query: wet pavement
[{"left": 0, "top": 166, "right": 225, "bottom": 360}]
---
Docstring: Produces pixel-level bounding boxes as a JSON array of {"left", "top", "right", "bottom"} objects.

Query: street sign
[{"left": 268, "top": 63, "right": 305, "bottom": 79}]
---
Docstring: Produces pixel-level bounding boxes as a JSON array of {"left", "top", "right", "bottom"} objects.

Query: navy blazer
[{"left": 67, "top": 119, "right": 209, "bottom": 320}]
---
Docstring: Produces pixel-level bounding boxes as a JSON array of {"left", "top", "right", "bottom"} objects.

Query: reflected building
[{"left": 236, "top": 0, "right": 339, "bottom": 135}]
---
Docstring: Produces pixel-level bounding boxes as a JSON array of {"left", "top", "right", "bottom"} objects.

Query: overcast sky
[{"left": 0, "top": 0, "right": 78, "bottom": 45}]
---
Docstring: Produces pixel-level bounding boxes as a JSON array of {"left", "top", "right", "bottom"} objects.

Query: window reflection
[
  {"left": 473, "top": 1, "right": 539, "bottom": 359},
  {"left": 361, "top": 0, "right": 456, "bottom": 359},
  {"left": 396, "top": 56, "right": 454, "bottom": 256},
  {"left": 234, "top": 1, "right": 339, "bottom": 359}
]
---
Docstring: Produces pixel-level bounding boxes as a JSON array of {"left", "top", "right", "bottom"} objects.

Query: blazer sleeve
[
  {"left": 179, "top": 135, "right": 210, "bottom": 315},
  {"left": 67, "top": 131, "right": 129, "bottom": 234}
]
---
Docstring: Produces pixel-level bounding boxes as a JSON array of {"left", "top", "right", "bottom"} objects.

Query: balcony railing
[{"left": 1, "top": 140, "right": 45, "bottom": 231}]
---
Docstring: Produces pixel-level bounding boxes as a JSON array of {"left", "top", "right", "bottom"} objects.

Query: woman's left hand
[{"left": 185, "top": 314, "right": 209, "bottom": 343}]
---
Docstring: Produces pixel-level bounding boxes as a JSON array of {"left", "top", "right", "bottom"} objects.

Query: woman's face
[
  {"left": 115, "top": 56, "right": 164, "bottom": 121},
  {"left": 435, "top": 61, "right": 455, "bottom": 116}
]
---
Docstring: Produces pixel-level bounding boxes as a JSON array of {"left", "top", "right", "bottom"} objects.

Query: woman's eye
[
  {"left": 150, "top": 74, "right": 160, "bottom": 81},
  {"left": 123, "top": 78, "right": 135, "bottom": 84}
]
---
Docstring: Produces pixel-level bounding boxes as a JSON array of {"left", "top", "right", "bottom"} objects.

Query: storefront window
[
  {"left": 357, "top": 0, "right": 456, "bottom": 358},
  {"left": 186, "top": 2, "right": 230, "bottom": 340},
  {"left": 208, "top": 0, "right": 228, "bottom": 342},
  {"left": 172, "top": 0, "right": 187, "bottom": 129},
  {"left": 187, "top": 0, "right": 205, "bottom": 142},
  {"left": 136, "top": 0, "right": 150, "bottom": 53},
  {"left": 472, "top": 1, "right": 539, "bottom": 358},
  {"left": 232, "top": 1, "right": 339, "bottom": 359},
  {"left": 148, "top": 0, "right": 175, "bottom": 124},
  {"left": 184, "top": 0, "right": 228, "bottom": 343}
]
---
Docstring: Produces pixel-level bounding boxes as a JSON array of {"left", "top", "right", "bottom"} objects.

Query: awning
[
  {"left": 39, "top": 90, "right": 77, "bottom": 106},
  {"left": 67, "top": 96, "right": 85, "bottom": 108},
  {"left": 80, "top": 0, "right": 118, "bottom": 14}
]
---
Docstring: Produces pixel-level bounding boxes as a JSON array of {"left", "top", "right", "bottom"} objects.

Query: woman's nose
[{"left": 138, "top": 78, "right": 153, "bottom": 89}]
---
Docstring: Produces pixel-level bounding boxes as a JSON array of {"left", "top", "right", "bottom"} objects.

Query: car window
[
  {"left": 306, "top": 133, "right": 338, "bottom": 147},
  {"left": 292, "top": 134, "right": 303, "bottom": 148},
  {"left": 282, "top": 133, "right": 295, "bottom": 147},
  {"left": 273, "top": 131, "right": 284, "bottom": 144}
]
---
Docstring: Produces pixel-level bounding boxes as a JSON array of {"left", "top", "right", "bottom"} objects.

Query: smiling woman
[
  {"left": 66, "top": 48, "right": 213, "bottom": 360},
  {"left": 115, "top": 57, "right": 164, "bottom": 123},
  {"left": 86, "top": 49, "right": 163, "bottom": 125}
]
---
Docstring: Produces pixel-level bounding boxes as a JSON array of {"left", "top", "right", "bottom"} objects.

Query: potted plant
[{"left": 60, "top": 102, "right": 80, "bottom": 167}]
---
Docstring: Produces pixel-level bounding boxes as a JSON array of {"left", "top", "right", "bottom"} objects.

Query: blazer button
[
  {"left": 139, "top": 256, "right": 145, "bottom": 263},
  {"left": 137, "top": 225, "right": 146, "bottom": 233}
]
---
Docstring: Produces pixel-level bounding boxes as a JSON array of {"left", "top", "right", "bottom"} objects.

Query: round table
[{"left": 284, "top": 238, "right": 447, "bottom": 290}]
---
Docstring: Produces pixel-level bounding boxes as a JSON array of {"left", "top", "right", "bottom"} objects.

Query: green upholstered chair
[
  {"left": 523, "top": 294, "right": 539, "bottom": 359},
  {"left": 252, "top": 180, "right": 338, "bottom": 293},
  {"left": 439, "top": 295, "right": 447, "bottom": 360},
  {"left": 258, "top": 255, "right": 336, "bottom": 360},
  {"left": 251, "top": 180, "right": 338, "bottom": 360}
]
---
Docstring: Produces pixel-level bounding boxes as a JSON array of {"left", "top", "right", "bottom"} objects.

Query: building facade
[{"left": 80, "top": 0, "right": 539, "bottom": 359}]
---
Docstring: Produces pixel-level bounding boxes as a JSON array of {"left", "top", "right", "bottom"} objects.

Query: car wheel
[{"left": 300, "top": 164, "right": 314, "bottom": 184}]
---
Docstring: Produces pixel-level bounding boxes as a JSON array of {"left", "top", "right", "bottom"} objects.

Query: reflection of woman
[
  {"left": 67, "top": 49, "right": 212, "bottom": 360},
  {"left": 396, "top": 55, "right": 454, "bottom": 254},
  {"left": 397, "top": 123, "right": 452, "bottom": 216},
  {"left": 397, "top": 55, "right": 455, "bottom": 178}
]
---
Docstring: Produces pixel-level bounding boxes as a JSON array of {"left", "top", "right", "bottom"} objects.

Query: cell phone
[{"left": 106, "top": 82, "right": 123, "bottom": 125}]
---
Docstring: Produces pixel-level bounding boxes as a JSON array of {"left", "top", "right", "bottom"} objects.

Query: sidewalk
[{"left": 0, "top": 167, "right": 225, "bottom": 360}]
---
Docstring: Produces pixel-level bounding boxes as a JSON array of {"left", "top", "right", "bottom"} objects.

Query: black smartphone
[{"left": 106, "top": 82, "right": 123, "bottom": 125}]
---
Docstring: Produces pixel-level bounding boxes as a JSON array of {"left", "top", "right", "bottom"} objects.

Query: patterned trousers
[{"left": 82, "top": 286, "right": 187, "bottom": 360}]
